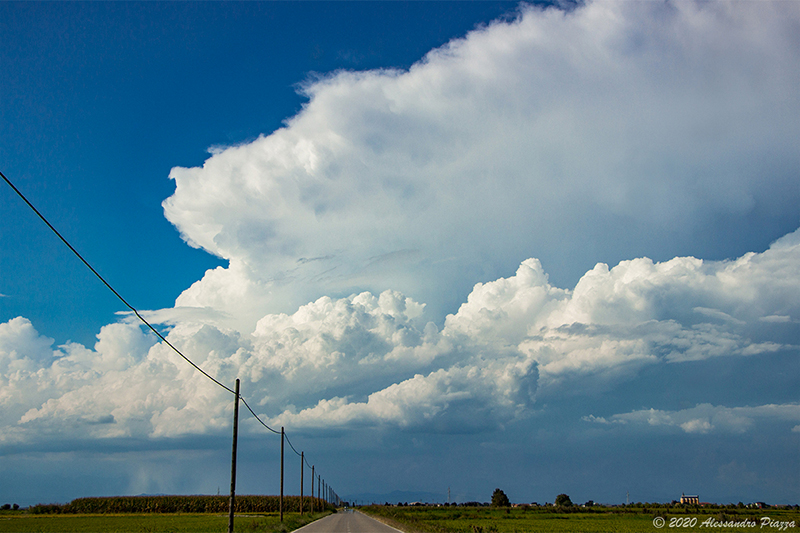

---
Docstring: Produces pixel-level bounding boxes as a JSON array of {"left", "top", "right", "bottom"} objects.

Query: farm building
[{"left": 680, "top": 494, "right": 699, "bottom": 505}]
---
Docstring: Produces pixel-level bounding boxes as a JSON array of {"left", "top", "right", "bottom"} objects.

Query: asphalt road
[{"left": 293, "top": 510, "right": 405, "bottom": 533}]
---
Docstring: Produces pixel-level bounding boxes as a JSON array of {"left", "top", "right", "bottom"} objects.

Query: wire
[
  {"left": 2, "top": 170, "right": 338, "bottom": 487},
  {"left": 240, "top": 397, "right": 281, "bottom": 435},
  {"left": 1, "top": 170, "right": 235, "bottom": 395},
  {"left": 284, "top": 433, "right": 303, "bottom": 457}
]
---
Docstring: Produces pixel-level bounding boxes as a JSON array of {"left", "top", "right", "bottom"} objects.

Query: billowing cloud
[
  {"left": 162, "top": 0, "right": 800, "bottom": 332},
  {"left": 2, "top": 1, "right": 799, "bottom": 459},
  {"left": 2, "top": 227, "right": 798, "bottom": 442}
]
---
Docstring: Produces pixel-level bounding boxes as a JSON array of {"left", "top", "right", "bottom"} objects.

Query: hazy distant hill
[{"left": 343, "top": 490, "right": 449, "bottom": 505}]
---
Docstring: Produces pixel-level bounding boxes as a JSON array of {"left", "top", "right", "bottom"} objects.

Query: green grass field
[
  {"left": 0, "top": 511, "right": 331, "bottom": 533},
  {"left": 360, "top": 505, "right": 800, "bottom": 533},
  {"left": 3, "top": 504, "right": 798, "bottom": 532}
]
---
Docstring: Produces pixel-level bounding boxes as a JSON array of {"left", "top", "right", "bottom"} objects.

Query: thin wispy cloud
[{"left": 587, "top": 403, "right": 800, "bottom": 435}]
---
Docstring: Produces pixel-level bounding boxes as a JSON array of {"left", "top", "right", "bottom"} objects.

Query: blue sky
[{"left": 2, "top": 1, "right": 799, "bottom": 508}]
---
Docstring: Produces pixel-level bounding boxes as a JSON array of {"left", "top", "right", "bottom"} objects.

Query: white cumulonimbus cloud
[
  {"left": 2, "top": 1, "right": 799, "bottom": 444},
  {"left": 162, "top": 0, "right": 800, "bottom": 332}
]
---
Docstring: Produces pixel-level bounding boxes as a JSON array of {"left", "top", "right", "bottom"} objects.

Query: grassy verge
[
  {"left": 0, "top": 511, "right": 332, "bottom": 532},
  {"left": 359, "top": 505, "right": 800, "bottom": 533}
]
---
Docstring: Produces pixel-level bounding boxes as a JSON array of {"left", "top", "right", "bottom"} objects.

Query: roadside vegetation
[
  {"left": 0, "top": 511, "right": 332, "bottom": 532},
  {"left": 360, "top": 497, "right": 800, "bottom": 533},
  {"left": 0, "top": 496, "right": 333, "bottom": 533}
]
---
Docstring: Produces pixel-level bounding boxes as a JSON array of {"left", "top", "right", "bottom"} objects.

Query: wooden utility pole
[
  {"left": 311, "top": 465, "right": 315, "bottom": 513},
  {"left": 280, "top": 427, "right": 284, "bottom": 522},
  {"left": 228, "top": 379, "right": 240, "bottom": 533},
  {"left": 300, "top": 452, "right": 304, "bottom": 515}
]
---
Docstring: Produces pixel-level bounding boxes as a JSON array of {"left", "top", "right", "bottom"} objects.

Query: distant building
[{"left": 680, "top": 494, "right": 699, "bottom": 505}]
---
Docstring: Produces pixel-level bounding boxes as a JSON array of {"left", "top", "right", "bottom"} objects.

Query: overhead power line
[
  {"left": 284, "top": 432, "right": 303, "bottom": 457},
  {"left": 2, "top": 169, "right": 337, "bottom": 498},
  {"left": 241, "top": 397, "right": 281, "bottom": 435},
  {"left": 1, "top": 170, "right": 235, "bottom": 395}
]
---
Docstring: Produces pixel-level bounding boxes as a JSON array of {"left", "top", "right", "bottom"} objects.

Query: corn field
[{"left": 28, "top": 495, "right": 333, "bottom": 514}]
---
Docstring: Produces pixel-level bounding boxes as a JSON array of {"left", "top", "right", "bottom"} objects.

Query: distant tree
[
  {"left": 491, "top": 488, "right": 510, "bottom": 508},
  {"left": 584, "top": 500, "right": 594, "bottom": 507},
  {"left": 1, "top": 504, "right": 10, "bottom": 511},
  {"left": 555, "top": 494, "right": 573, "bottom": 507},
  {"left": 12, "top": 504, "right": 18, "bottom": 511}
]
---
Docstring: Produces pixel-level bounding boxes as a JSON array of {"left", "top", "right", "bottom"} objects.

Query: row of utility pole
[
  {"left": 0, "top": 172, "right": 343, "bottom": 531},
  {"left": 227, "top": 379, "right": 343, "bottom": 533}
]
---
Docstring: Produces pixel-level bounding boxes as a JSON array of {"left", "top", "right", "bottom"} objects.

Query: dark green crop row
[{"left": 28, "top": 495, "right": 333, "bottom": 514}]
